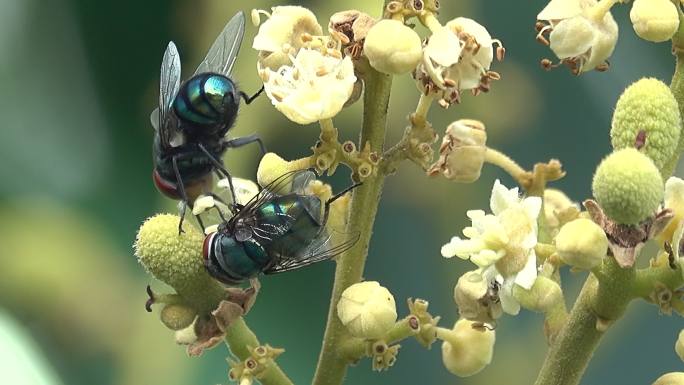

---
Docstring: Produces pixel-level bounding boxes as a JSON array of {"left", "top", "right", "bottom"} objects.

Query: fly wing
[
  {"left": 155, "top": 41, "right": 181, "bottom": 148},
  {"left": 235, "top": 169, "right": 318, "bottom": 217},
  {"left": 193, "top": 11, "right": 245, "bottom": 77},
  {"left": 264, "top": 229, "right": 360, "bottom": 274}
]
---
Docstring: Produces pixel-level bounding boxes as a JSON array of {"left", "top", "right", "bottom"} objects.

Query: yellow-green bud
[
  {"left": 453, "top": 271, "right": 502, "bottom": 323},
  {"left": 592, "top": 148, "right": 664, "bottom": 225},
  {"left": 440, "top": 319, "right": 495, "bottom": 377},
  {"left": 676, "top": 329, "right": 684, "bottom": 362},
  {"left": 512, "top": 276, "right": 563, "bottom": 313},
  {"left": 611, "top": 78, "right": 681, "bottom": 171},
  {"left": 257, "top": 152, "right": 291, "bottom": 189},
  {"left": 630, "top": 0, "right": 680, "bottom": 43},
  {"left": 160, "top": 303, "right": 197, "bottom": 330},
  {"left": 555, "top": 218, "right": 608, "bottom": 270},
  {"left": 134, "top": 214, "right": 225, "bottom": 313},
  {"left": 653, "top": 373, "right": 684, "bottom": 385},
  {"left": 363, "top": 19, "right": 422, "bottom": 75},
  {"left": 337, "top": 281, "right": 397, "bottom": 339}
]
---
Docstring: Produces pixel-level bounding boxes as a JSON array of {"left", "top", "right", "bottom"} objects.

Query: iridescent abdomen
[
  {"left": 257, "top": 194, "right": 322, "bottom": 257},
  {"left": 172, "top": 73, "right": 238, "bottom": 134}
]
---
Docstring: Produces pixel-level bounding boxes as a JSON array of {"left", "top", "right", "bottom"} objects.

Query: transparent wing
[
  {"left": 157, "top": 41, "right": 181, "bottom": 148},
  {"left": 232, "top": 169, "right": 319, "bottom": 224},
  {"left": 264, "top": 229, "right": 360, "bottom": 274},
  {"left": 193, "top": 11, "right": 245, "bottom": 77}
]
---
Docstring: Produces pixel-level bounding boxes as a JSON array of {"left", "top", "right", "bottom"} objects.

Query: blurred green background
[{"left": 1, "top": 0, "right": 683, "bottom": 384}]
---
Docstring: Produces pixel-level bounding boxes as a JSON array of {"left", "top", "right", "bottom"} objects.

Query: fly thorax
[{"left": 234, "top": 224, "right": 253, "bottom": 242}]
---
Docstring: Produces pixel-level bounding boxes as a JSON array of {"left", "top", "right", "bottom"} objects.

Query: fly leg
[
  {"left": 172, "top": 155, "right": 206, "bottom": 234},
  {"left": 319, "top": 181, "right": 363, "bottom": 229},
  {"left": 197, "top": 143, "right": 239, "bottom": 213},
  {"left": 239, "top": 86, "right": 264, "bottom": 105},
  {"left": 223, "top": 134, "right": 266, "bottom": 157}
]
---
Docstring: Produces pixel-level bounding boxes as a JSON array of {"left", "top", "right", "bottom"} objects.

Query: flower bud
[
  {"left": 630, "top": 0, "right": 680, "bottom": 43},
  {"left": 676, "top": 329, "right": 684, "bottom": 362},
  {"left": 592, "top": 148, "right": 664, "bottom": 225},
  {"left": 440, "top": 319, "right": 495, "bottom": 377},
  {"left": 363, "top": 19, "right": 422, "bottom": 75},
  {"left": 161, "top": 303, "right": 197, "bottom": 330},
  {"left": 555, "top": 218, "right": 608, "bottom": 270},
  {"left": 611, "top": 78, "right": 681, "bottom": 172},
  {"left": 337, "top": 281, "right": 397, "bottom": 339},
  {"left": 257, "top": 153, "right": 292, "bottom": 189},
  {"left": 134, "top": 214, "right": 225, "bottom": 313},
  {"left": 544, "top": 189, "right": 579, "bottom": 234},
  {"left": 454, "top": 271, "right": 502, "bottom": 323},
  {"left": 428, "top": 119, "right": 487, "bottom": 183},
  {"left": 512, "top": 276, "right": 563, "bottom": 312},
  {"left": 653, "top": 373, "right": 684, "bottom": 385}
]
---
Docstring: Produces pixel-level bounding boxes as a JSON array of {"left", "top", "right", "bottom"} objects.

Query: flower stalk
[
  {"left": 224, "top": 318, "right": 293, "bottom": 385},
  {"left": 312, "top": 58, "right": 393, "bottom": 385}
]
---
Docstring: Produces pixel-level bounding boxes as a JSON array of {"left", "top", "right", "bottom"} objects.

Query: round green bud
[
  {"left": 611, "top": 78, "right": 681, "bottom": 171},
  {"left": 135, "top": 214, "right": 205, "bottom": 288},
  {"left": 555, "top": 218, "right": 608, "bottom": 270},
  {"left": 134, "top": 214, "right": 224, "bottom": 313},
  {"left": 160, "top": 303, "right": 197, "bottom": 331},
  {"left": 592, "top": 148, "right": 663, "bottom": 225}
]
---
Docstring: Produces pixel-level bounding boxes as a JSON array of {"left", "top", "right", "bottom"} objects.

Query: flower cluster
[{"left": 442, "top": 180, "right": 542, "bottom": 317}]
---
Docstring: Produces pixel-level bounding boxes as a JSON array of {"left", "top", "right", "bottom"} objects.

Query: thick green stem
[
  {"left": 224, "top": 318, "right": 293, "bottom": 385},
  {"left": 534, "top": 258, "right": 634, "bottom": 385},
  {"left": 311, "top": 67, "right": 393, "bottom": 385}
]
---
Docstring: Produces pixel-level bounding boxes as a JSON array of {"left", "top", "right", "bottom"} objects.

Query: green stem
[
  {"left": 534, "top": 258, "right": 634, "bottom": 385},
  {"left": 312, "top": 65, "right": 393, "bottom": 385},
  {"left": 667, "top": 9, "right": 684, "bottom": 177},
  {"left": 224, "top": 318, "right": 293, "bottom": 385}
]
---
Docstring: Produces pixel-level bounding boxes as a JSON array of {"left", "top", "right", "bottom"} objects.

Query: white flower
[
  {"left": 260, "top": 48, "right": 356, "bottom": 125},
  {"left": 217, "top": 177, "right": 259, "bottom": 206},
  {"left": 445, "top": 18, "right": 498, "bottom": 90},
  {"left": 536, "top": 0, "right": 618, "bottom": 74},
  {"left": 661, "top": 178, "right": 684, "bottom": 275},
  {"left": 414, "top": 18, "right": 503, "bottom": 107},
  {"left": 442, "top": 180, "right": 542, "bottom": 315},
  {"left": 252, "top": 6, "right": 323, "bottom": 70},
  {"left": 192, "top": 195, "right": 216, "bottom": 215}
]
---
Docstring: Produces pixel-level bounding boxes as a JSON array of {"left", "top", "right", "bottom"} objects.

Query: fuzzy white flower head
[
  {"left": 415, "top": 18, "right": 503, "bottom": 107},
  {"left": 337, "top": 281, "right": 397, "bottom": 339},
  {"left": 252, "top": 6, "right": 323, "bottom": 70},
  {"left": 260, "top": 48, "right": 356, "bottom": 125},
  {"left": 442, "top": 180, "right": 542, "bottom": 315},
  {"left": 536, "top": 0, "right": 618, "bottom": 74}
]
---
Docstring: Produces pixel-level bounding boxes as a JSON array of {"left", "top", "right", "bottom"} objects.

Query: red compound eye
[
  {"left": 202, "top": 232, "right": 217, "bottom": 261},
  {"left": 152, "top": 169, "right": 182, "bottom": 200}
]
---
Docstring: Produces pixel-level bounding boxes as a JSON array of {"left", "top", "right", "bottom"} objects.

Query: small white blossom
[
  {"left": 192, "top": 195, "right": 216, "bottom": 215},
  {"left": 536, "top": 0, "right": 618, "bottom": 74},
  {"left": 217, "top": 177, "right": 260, "bottom": 206},
  {"left": 252, "top": 6, "right": 323, "bottom": 70},
  {"left": 442, "top": 180, "right": 542, "bottom": 315},
  {"left": 414, "top": 18, "right": 503, "bottom": 107},
  {"left": 260, "top": 48, "right": 356, "bottom": 125}
]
